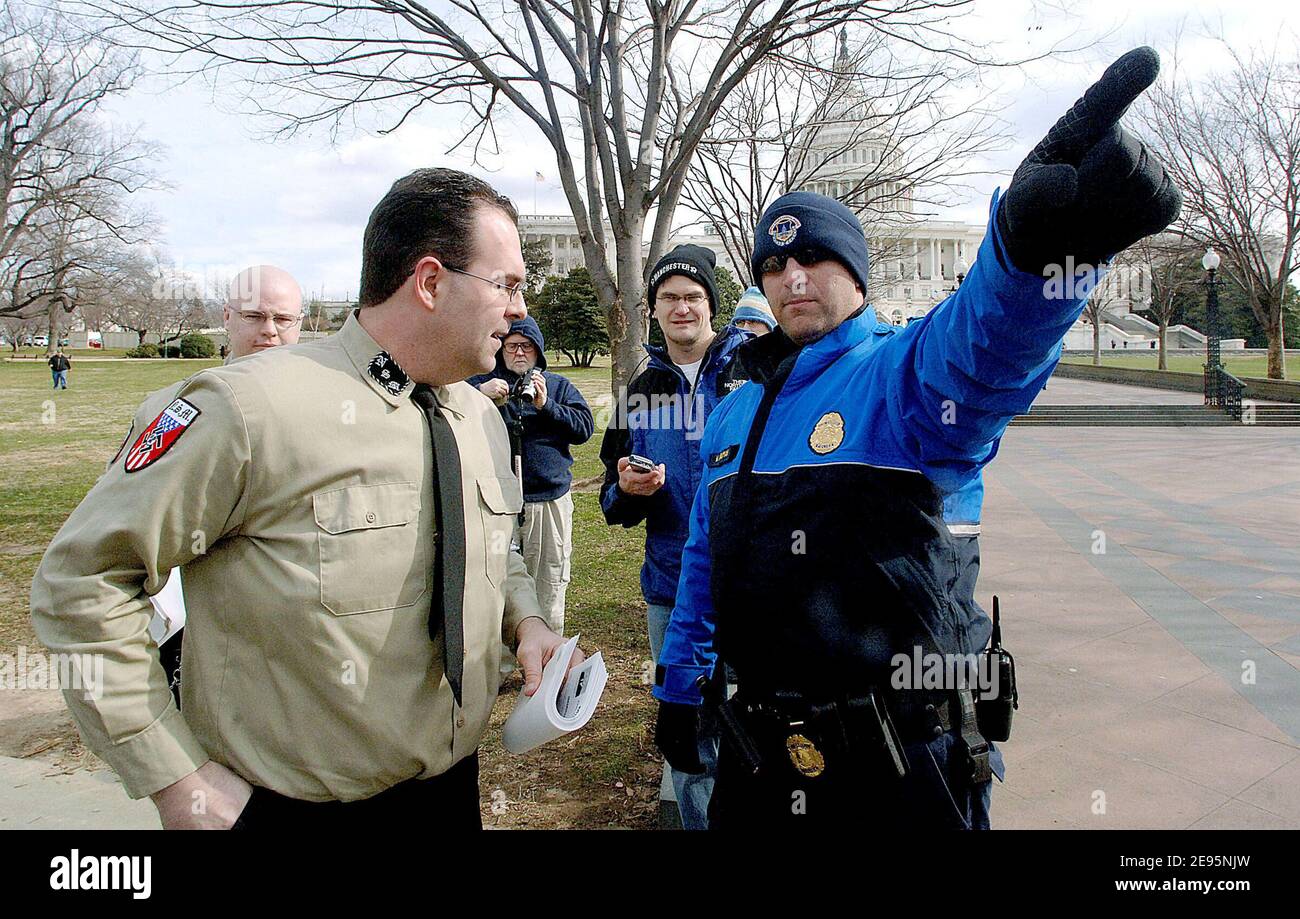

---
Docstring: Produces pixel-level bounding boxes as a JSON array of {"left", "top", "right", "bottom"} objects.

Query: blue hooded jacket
[
  {"left": 470, "top": 316, "right": 594, "bottom": 502},
  {"left": 598, "top": 324, "right": 751, "bottom": 606},
  {"left": 653, "top": 190, "right": 1102, "bottom": 706}
]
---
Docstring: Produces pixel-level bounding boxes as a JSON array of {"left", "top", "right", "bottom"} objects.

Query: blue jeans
[
  {"left": 52, "top": 370, "right": 67, "bottom": 389},
  {"left": 647, "top": 602, "right": 718, "bottom": 830}
]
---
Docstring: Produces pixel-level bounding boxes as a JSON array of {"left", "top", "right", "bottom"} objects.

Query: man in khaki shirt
[{"left": 32, "top": 168, "right": 577, "bottom": 829}]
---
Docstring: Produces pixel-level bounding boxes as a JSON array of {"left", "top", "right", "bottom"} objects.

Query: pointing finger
[{"left": 1027, "top": 47, "right": 1161, "bottom": 168}]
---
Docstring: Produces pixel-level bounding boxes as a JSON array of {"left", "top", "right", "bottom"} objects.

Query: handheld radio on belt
[{"left": 976, "top": 595, "right": 1018, "bottom": 742}]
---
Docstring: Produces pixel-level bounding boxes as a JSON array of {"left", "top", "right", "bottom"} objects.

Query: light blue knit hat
[{"left": 732, "top": 287, "right": 776, "bottom": 330}]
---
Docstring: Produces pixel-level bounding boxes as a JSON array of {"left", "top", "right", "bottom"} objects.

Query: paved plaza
[
  {"left": 985, "top": 380, "right": 1300, "bottom": 828},
  {"left": 3, "top": 377, "right": 1297, "bottom": 829}
]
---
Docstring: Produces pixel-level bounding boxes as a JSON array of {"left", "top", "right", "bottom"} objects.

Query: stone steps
[{"left": 1009, "top": 404, "right": 1300, "bottom": 426}]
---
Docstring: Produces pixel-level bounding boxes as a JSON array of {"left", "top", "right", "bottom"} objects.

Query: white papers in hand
[{"left": 502, "top": 635, "right": 606, "bottom": 754}]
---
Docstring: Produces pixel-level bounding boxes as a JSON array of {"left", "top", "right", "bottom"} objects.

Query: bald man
[
  {"left": 221, "top": 265, "right": 305, "bottom": 357},
  {"left": 108, "top": 265, "right": 304, "bottom": 704}
]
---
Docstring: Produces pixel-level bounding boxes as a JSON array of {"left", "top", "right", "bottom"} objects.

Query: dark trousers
[{"left": 231, "top": 753, "right": 483, "bottom": 830}]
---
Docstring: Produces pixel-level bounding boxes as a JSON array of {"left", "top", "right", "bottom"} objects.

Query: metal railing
[{"left": 1205, "top": 362, "right": 1246, "bottom": 420}]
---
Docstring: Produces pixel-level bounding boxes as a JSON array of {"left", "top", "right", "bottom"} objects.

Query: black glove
[
  {"left": 997, "top": 47, "right": 1181, "bottom": 276},
  {"left": 655, "top": 701, "right": 705, "bottom": 774}
]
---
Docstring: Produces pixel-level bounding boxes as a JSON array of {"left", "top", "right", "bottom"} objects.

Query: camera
[{"left": 509, "top": 370, "right": 537, "bottom": 402}]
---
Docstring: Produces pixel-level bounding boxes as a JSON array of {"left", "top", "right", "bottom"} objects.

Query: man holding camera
[
  {"left": 472, "top": 317, "right": 593, "bottom": 649},
  {"left": 652, "top": 49, "right": 1182, "bottom": 828}
]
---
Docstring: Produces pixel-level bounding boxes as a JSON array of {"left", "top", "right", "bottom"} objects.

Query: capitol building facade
[
  {"left": 520, "top": 44, "right": 987, "bottom": 327},
  {"left": 520, "top": 197, "right": 984, "bottom": 329}
]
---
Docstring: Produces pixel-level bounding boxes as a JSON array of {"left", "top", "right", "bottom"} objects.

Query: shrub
[
  {"left": 126, "top": 343, "right": 160, "bottom": 358},
  {"left": 179, "top": 333, "right": 217, "bottom": 359}
]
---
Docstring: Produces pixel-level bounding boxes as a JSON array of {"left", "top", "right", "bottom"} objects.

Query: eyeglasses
[
  {"left": 503, "top": 341, "right": 535, "bottom": 354},
  {"left": 237, "top": 310, "right": 303, "bottom": 330},
  {"left": 444, "top": 266, "right": 525, "bottom": 305},
  {"left": 760, "top": 245, "right": 835, "bottom": 276},
  {"left": 655, "top": 292, "right": 708, "bottom": 307}
]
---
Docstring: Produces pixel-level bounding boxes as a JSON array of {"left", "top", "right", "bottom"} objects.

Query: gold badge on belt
[{"left": 785, "top": 733, "right": 826, "bottom": 778}]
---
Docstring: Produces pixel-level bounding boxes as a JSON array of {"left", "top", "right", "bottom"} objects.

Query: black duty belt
[{"left": 721, "top": 685, "right": 992, "bottom": 786}]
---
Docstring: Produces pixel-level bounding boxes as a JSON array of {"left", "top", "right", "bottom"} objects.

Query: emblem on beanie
[
  {"left": 768, "top": 215, "right": 801, "bottom": 246},
  {"left": 809, "top": 411, "right": 845, "bottom": 455}
]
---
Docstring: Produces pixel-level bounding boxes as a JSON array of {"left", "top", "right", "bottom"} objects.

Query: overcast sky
[{"left": 94, "top": 0, "right": 1297, "bottom": 300}]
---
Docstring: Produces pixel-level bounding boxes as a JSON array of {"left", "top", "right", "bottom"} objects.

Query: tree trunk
[
  {"left": 608, "top": 223, "right": 647, "bottom": 394},
  {"left": 1266, "top": 319, "right": 1285, "bottom": 380},
  {"left": 1158, "top": 320, "right": 1168, "bottom": 371},
  {"left": 45, "top": 310, "right": 59, "bottom": 356},
  {"left": 1092, "top": 320, "right": 1101, "bottom": 366}
]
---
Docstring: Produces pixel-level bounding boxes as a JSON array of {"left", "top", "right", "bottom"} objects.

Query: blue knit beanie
[
  {"left": 732, "top": 287, "right": 776, "bottom": 330},
  {"left": 750, "top": 192, "right": 871, "bottom": 295}
]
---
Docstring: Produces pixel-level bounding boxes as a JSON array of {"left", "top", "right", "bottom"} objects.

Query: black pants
[{"left": 231, "top": 753, "right": 483, "bottom": 831}]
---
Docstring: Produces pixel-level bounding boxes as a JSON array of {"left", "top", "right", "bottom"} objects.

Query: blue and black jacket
[
  {"left": 598, "top": 325, "right": 750, "bottom": 607},
  {"left": 653, "top": 193, "right": 1101, "bottom": 706}
]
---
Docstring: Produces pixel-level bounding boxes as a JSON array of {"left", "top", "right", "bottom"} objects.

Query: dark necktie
[{"left": 412, "top": 384, "right": 465, "bottom": 706}]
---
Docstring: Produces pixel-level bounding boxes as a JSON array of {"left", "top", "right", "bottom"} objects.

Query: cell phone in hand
[{"left": 628, "top": 454, "right": 656, "bottom": 474}]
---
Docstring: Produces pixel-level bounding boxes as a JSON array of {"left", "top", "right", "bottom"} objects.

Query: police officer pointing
[
  {"left": 653, "top": 49, "right": 1181, "bottom": 828},
  {"left": 31, "top": 168, "right": 579, "bottom": 829}
]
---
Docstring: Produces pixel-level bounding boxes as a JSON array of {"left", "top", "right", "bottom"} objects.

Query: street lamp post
[
  {"left": 944, "top": 256, "right": 969, "bottom": 297},
  {"left": 1202, "top": 247, "right": 1221, "bottom": 405}
]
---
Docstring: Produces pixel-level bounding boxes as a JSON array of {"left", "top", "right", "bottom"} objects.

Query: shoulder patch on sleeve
[{"left": 123, "top": 398, "right": 202, "bottom": 473}]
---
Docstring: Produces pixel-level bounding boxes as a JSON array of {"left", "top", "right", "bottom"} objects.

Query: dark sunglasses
[{"left": 759, "top": 244, "right": 835, "bottom": 275}]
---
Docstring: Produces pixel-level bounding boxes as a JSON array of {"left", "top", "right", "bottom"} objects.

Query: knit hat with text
[{"left": 648, "top": 244, "right": 718, "bottom": 316}]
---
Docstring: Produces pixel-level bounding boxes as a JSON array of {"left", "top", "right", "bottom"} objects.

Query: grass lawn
[
  {"left": 0, "top": 352, "right": 662, "bottom": 827},
  {"left": 1060, "top": 352, "right": 1295, "bottom": 380}
]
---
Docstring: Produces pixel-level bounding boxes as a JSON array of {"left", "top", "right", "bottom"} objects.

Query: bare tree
[
  {"left": 84, "top": 245, "right": 183, "bottom": 346},
  {"left": 679, "top": 28, "right": 1008, "bottom": 292},
  {"left": 83, "top": 0, "right": 1064, "bottom": 389},
  {"left": 1136, "top": 35, "right": 1300, "bottom": 380},
  {"left": 1, "top": 4, "right": 160, "bottom": 327},
  {"left": 0, "top": 310, "right": 40, "bottom": 353},
  {"left": 1129, "top": 233, "right": 1201, "bottom": 371},
  {"left": 20, "top": 185, "right": 157, "bottom": 349},
  {"left": 1079, "top": 251, "right": 1144, "bottom": 366}
]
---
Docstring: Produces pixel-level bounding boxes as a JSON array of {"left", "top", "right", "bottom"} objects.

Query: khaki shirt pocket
[
  {"left": 477, "top": 475, "right": 523, "bottom": 588},
  {"left": 313, "top": 482, "right": 428, "bottom": 615}
]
